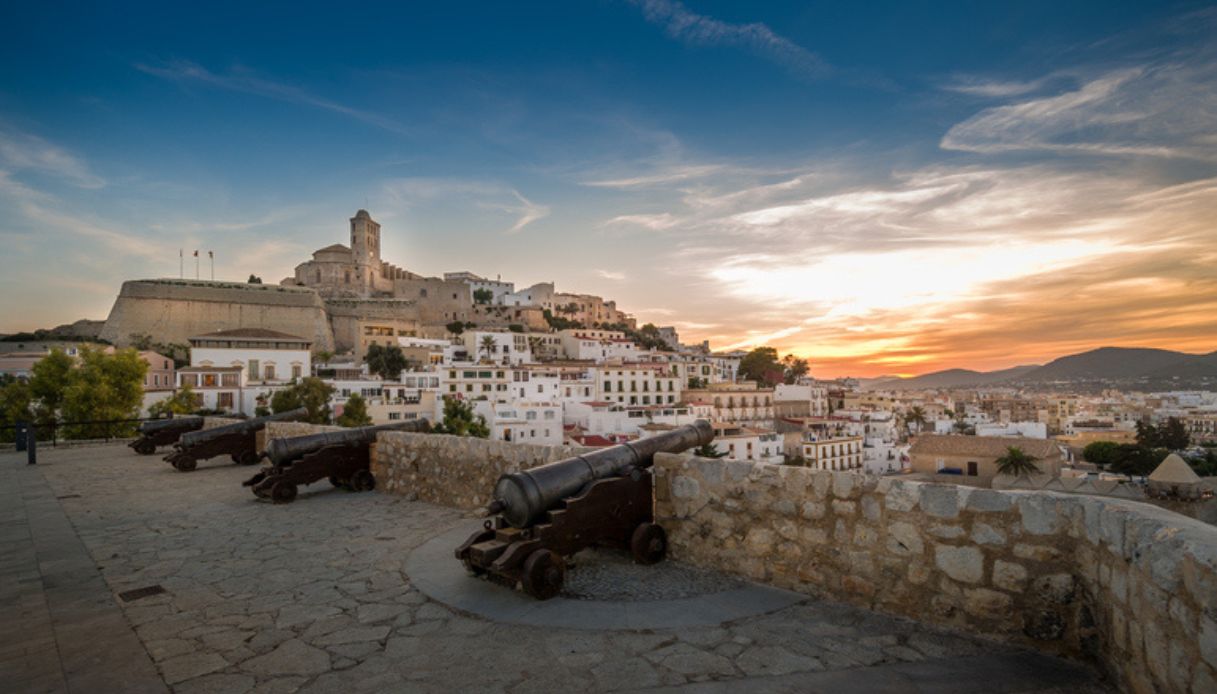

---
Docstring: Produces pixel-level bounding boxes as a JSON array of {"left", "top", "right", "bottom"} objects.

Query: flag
[
  {"left": 193, "top": 250, "right": 199, "bottom": 257},
  {"left": 208, "top": 251, "right": 213, "bottom": 259}
]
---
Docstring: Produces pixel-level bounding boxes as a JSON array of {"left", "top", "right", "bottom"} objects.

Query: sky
[{"left": 1, "top": 1, "right": 1215, "bottom": 378}]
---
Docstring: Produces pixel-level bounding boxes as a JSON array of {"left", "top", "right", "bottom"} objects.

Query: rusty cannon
[
  {"left": 243, "top": 420, "right": 429, "bottom": 504},
  {"left": 129, "top": 416, "right": 204, "bottom": 455},
  {"left": 163, "top": 408, "right": 309, "bottom": 471},
  {"left": 455, "top": 419, "right": 714, "bottom": 600}
]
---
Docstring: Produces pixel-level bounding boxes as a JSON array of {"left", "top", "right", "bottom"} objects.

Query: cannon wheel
[
  {"left": 630, "top": 522, "right": 667, "bottom": 565},
  {"left": 328, "top": 475, "right": 347, "bottom": 489},
  {"left": 522, "top": 549, "right": 564, "bottom": 600},
  {"left": 350, "top": 470, "right": 376, "bottom": 492},
  {"left": 270, "top": 480, "right": 298, "bottom": 505},
  {"left": 133, "top": 440, "right": 156, "bottom": 455},
  {"left": 232, "top": 450, "right": 260, "bottom": 466},
  {"left": 173, "top": 458, "right": 198, "bottom": 473}
]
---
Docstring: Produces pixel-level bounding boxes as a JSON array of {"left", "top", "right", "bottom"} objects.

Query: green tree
[
  {"left": 365, "top": 344, "right": 408, "bottom": 380},
  {"left": 315, "top": 349, "right": 334, "bottom": 365},
  {"left": 247, "top": 274, "right": 263, "bottom": 284},
  {"left": 29, "top": 348, "right": 74, "bottom": 426},
  {"left": 687, "top": 376, "right": 706, "bottom": 390},
  {"left": 1082, "top": 440, "right": 1121, "bottom": 466},
  {"left": 337, "top": 393, "right": 373, "bottom": 427},
  {"left": 479, "top": 335, "right": 498, "bottom": 361},
  {"left": 1158, "top": 417, "right": 1190, "bottom": 451},
  {"left": 271, "top": 377, "right": 334, "bottom": 424},
  {"left": 738, "top": 347, "right": 783, "bottom": 386},
  {"left": 446, "top": 320, "right": 466, "bottom": 335},
  {"left": 472, "top": 288, "right": 494, "bottom": 304},
  {"left": 0, "top": 376, "right": 33, "bottom": 443},
  {"left": 148, "top": 383, "right": 200, "bottom": 417},
  {"left": 906, "top": 406, "right": 927, "bottom": 434},
  {"left": 431, "top": 397, "right": 489, "bottom": 438},
  {"left": 1107, "top": 444, "right": 1168, "bottom": 477},
  {"left": 782, "top": 355, "right": 809, "bottom": 384},
  {"left": 694, "top": 442, "right": 728, "bottom": 459},
  {"left": 61, "top": 346, "right": 148, "bottom": 438},
  {"left": 995, "top": 446, "right": 1041, "bottom": 477}
]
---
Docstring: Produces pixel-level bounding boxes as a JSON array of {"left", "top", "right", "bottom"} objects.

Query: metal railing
[{"left": 1, "top": 416, "right": 170, "bottom": 448}]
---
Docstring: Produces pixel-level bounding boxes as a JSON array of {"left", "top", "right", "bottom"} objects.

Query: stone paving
[{"left": 1, "top": 445, "right": 1114, "bottom": 693}]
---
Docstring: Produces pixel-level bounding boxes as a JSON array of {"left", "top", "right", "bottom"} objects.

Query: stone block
[
  {"left": 964, "top": 488, "right": 1013, "bottom": 513},
  {"left": 671, "top": 476, "right": 701, "bottom": 500},
  {"left": 1013, "top": 543, "right": 1061, "bottom": 562},
  {"left": 801, "top": 501, "right": 826, "bottom": 520},
  {"left": 934, "top": 544, "right": 984, "bottom": 584},
  {"left": 886, "top": 522, "right": 924, "bottom": 556},
  {"left": 1018, "top": 495, "right": 1062, "bottom": 536},
  {"left": 992, "top": 560, "right": 1028, "bottom": 592},
  {"left": 831, "top": 500, "right": 857, "bottom": 517},
  {"left": 927, "top": 524, "right": 965, "bottom": 540},
  {"left": 861, "top": 495, "right": 881, "bottom": 522},
  {"left": 964, "top": 588, "right": 1013, "bottom": 619},
  {"left": 832, "top": 472, "right": 858, "bottom": 499},
  {"left": 920, "top": 485, "right": 959, "bottom": 519},
  {"left": 971, "top": 522, "right": 1007, "bottom": 546},
  {"left": 884, "top": 481, "right": 919, "bottom": 512}
]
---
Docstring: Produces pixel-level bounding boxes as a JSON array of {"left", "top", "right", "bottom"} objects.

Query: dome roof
[{"left": 354, "top": 209, "right": 371, "bottom": 219}]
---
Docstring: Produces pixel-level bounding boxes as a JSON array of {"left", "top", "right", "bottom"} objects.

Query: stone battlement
[{"left": 653, "top": 454, "right": 1217, "bottom": 694}]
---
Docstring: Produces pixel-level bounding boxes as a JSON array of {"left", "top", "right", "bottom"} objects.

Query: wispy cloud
[
  {"left": 602, "top": 212, "right": 680, "bottom": 230},
  {"left": 942, "top": 60, "right": 1217, "bottom": 160},
  {"left": 135, "top": 60, "right": 412, "bottom": 135},
  {"left": 0, "top": 126, "right": 105, "bottom": 188},
  {"left": 583, "top": 164, "right": 726, "bottom": 188},
  {"left": 383, "top": 177, "right": 550, "bottom": 234},
  {"left": 628, "top": 0, "right": 832, "bottom": 81},
  {"left": 941, "top": 76, "right": 1050, "bottom": 98},
  {"left": 596, "top": 269, "right": 627, "bottom": 281}
]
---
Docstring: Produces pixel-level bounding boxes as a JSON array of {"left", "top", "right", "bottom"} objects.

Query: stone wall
[
  {"left": 372, "top": 432, "right": 589, "bottom": 509},
  {"left": 653, "top": 454, "right": 1217, "bottom": 694},
  {"left": 99, "top": 279, "right": 334, "bottom": 352},
  {"left": 201, "top": 416, "right": 244, "bottom": 430},
  {"left": 258, "top": 421, "right": 342, "bottom": 453}
]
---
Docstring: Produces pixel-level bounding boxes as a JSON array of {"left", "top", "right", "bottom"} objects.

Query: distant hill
[
  {"left": 1019, "top": 347, "right": 1217, "bottom": 382},
  {"left": 860, "top": 346, "right": 1217, "bottom": 390},
  {"left": 863, "top": 364, "right": 1039, "bottom": 390}
]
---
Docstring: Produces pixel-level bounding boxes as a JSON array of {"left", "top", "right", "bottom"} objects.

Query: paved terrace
[{"left": 1, "top": 444, "right": 1111, "bottom": 693}]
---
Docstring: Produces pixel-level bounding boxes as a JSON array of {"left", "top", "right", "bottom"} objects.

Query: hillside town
[{"left": 4, "top": 210, "right": 1215, "bottom": 518}]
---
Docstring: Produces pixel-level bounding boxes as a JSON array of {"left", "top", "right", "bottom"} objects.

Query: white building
[
  {"left": 444, "top": 271, "right": 515, "bottom": 304},
  {"left": 462, "top": 331, "right": 533, "bottom": 365},
  {"left": 499, "top": 281, "right": 555, "bottom": 309},
  {"left": 179, "top": 329, "right": 313, "bottom": 414},
  {"left": 473, "top": 400, "right": 563, "bottom": 446},
  {"left": 801, "top": 434, "right": 864, "bottom": 472},
  {"left": 565, "top": 402, "right": 704, "bottom": 437},
  {"left": 559, "top": 329, "right": 641, "bottom": 362},
  {"left": 775, "top": 383, "right": 829, "bottom": 417},
  {"left": 975, "top": 421, "right": 1048, "bottom": 439},
  {"left": 707, "top": 424, "right": 784, "bottom": 463},
  {"left": 594, "top": 363, "right": 682, "bottom": 407}
]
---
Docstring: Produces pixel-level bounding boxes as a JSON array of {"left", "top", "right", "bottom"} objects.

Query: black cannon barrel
[
  {"left": 264, "top": 420, "right": 430, "bottom": 466},
  {"left": 491, "top": 419, "right": 713, "bottom": 528},
  {"left": 138, "top": 416, "right": 204, "bottom": 435},
  {"left": 176, "top": 408, "right": 309, "bottom": 449}
]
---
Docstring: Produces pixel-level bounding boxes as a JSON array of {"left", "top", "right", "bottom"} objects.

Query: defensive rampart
[
  {"left": 99, "top": 279, "right": 334, "bottom": 351},
  {"left": 653, "top": 453, "right": 1217, "bottom": 694}
]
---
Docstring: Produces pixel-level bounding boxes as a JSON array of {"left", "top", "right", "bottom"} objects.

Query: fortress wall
[
  {"left": 373, "top": 431, "right": 589, "bottom": 510},
  {"left": 654, "top": 453, "right": 1217, "bottom": 694},
  {"left": 324, "top": 299, "right": 421, "bottom": 354},
  {"left": 392, "top": 278, "right": 475, "bottom": 324},
  {"left": 100, "top": 280, "right": 335, "bottom": 352}
]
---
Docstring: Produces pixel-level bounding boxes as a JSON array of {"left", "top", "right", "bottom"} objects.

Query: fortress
[{"left": 100, "top": 210, "right": 618, "bottom": 355}]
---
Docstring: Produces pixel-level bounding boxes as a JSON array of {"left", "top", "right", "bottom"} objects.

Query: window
[
  {"left": 248, "top": 359, "right": 259, "bottom": 380},
  {"left": 389, "top": 412, "right": 402, "bottom": 420},
  {"left": 264, "top": 365, "right": 275, "bottom": 381},
  {"left": 292, "top": 365, "right": 302, "bottom": 380},
  {"left": 218, "top": 392, "right": 234, "bottom": 410}
]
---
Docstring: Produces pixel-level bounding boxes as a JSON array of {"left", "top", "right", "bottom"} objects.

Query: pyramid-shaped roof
[{"left": 1148, "top": 453, "right": 1200, "bottom": 485}]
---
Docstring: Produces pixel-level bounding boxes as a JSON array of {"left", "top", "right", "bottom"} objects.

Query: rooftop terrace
[{"left": 2, "top": 444, "right": 1112, "bottom": 693}]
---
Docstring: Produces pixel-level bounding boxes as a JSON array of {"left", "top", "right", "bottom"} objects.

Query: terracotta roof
[
  {"left": 909, "top": 435, "right": 1061, "bottom": 459},
  {"left": 573, "top": 435, "right": 616, "bottom": 447},
  {"left": 191, "top": 328, "right": 310, "bottom": 342},
  {"left": 315, "top": 243, "right": 351, "bottom": 254},
  {"left": 1149, "top": 454, "right": 1201, "bottom": 485}
]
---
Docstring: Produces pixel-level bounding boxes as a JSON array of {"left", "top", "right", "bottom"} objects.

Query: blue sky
[{"left": 2, "top": 1, "right": 1215, "bottom": 375}]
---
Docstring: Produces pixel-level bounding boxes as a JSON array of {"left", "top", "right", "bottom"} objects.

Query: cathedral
[{"left": 288, "top": 209, "right": 417, "bottom": 298}]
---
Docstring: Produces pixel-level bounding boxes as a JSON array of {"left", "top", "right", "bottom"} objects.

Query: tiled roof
[
  {"left": 191, "top": 328, "right": 309, "bottom": 341},
  {"left": 909, "top": 435, "right": 1061, "bottom": 459}
]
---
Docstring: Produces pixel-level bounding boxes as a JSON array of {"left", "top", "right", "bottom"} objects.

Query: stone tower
[{"left": 350, "top": 209, "right": 381, "bottom": 289}]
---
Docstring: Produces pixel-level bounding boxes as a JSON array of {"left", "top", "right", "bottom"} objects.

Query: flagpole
[
  {"left": 209, "top": 251, "right": 214, "bottom": 281},
  {"left": 194, "top": 251, "right": 199, "bottom": 280},
  {"left": 179, "top": 249, "right": 183, "bottom": 278}
]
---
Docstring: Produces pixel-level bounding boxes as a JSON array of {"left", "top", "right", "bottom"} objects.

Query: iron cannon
[
  {"left": 455, "top": 419, "right": 714, "bottom": 599},
  {"left": 129, "top": 416, "right": 204, "bottom": 455},
  {"left": 244, "top": 420, "right": 429, "bottom": 504},
  {"left": 163, "top": 408, "right": 308, "bottom": 471}
]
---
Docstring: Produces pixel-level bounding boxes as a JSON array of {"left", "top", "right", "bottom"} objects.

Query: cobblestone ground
[{"left": 17, "top": 445, "right": 1110, "bottom": 693}]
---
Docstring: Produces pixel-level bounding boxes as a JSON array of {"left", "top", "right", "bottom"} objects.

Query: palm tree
[
  {"left": 906, "top": 406, "right": 927, "bottom": 434},
  {"left": 527, "top": 336, "right": 544, "bottom": 358},
  {"left": 995, "top": 446, "right": 1040, "bottom": 477},
  {"left": 479, "top": 335, "right": 497, "bottom": 362},
  {"left": 695, "top": 443, "right": 728, "bottom": 459}
]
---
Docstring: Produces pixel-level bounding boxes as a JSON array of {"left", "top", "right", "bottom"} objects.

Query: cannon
[
  {"left": 128, "top": 416, "right": 204, "bottom": 455},
  {"left": 243, "top": 420, "right": 430, "bottom": 504},
  {"left": 163, "top": 408, "right": 309, "bottom": 471},
  {"left": 455, "top": 419, "right": 714, "bottom": 599}
]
